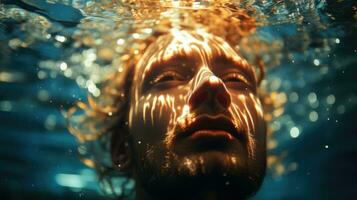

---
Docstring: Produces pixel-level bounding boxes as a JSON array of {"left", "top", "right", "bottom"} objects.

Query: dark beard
[{"left": 132, "top": 146, "right": 265, "bottom": 200}]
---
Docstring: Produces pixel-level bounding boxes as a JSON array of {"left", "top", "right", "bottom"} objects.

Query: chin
[
  {"left": 135, "top": 146, "right": 265, "bottom": 200},
  {"left": 174, "top": 150, "right": 248, "bottom": 177}
]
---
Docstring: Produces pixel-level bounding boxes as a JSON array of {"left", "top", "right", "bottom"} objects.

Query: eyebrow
[
  {"left": 147, "top": 53, "right": 197, "bottom": 72},
  {"left": 212, "top": 55, "right": 251, "bottom": 71}
]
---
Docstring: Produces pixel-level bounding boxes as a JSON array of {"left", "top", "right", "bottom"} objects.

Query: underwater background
[{"left": 0, "top": 0, "right": 356, "bottom": 199}]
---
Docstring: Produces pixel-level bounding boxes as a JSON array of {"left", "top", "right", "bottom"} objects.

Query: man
[{"left": 108, "top": 29, "right": 267, "bottom": 200}]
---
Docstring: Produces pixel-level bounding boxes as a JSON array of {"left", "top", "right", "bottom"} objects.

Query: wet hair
[{"left": 67, "top": 58, "right": 136, "bottom": 197}]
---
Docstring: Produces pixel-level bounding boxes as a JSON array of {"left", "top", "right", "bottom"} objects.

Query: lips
[{"left": 187, "top": 129, "right": 234, "bottom": 141}]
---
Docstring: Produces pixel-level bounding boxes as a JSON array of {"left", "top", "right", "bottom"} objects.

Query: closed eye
[
  {"left": 222, "top": 73, "right": 248, "bottom": 85},
  {"left": 151, "top": 71, "right": 186, "bottom": 85}
]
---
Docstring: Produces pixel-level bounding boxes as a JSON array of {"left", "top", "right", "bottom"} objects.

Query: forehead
[{"left": 135, "top": 30, "right": 246, "bottom": 77}]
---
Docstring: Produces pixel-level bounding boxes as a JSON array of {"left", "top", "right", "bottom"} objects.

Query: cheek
[
  {"left": 229, "top": 92, "right": 266, "bottom": 156},
  {"left": 230, "top": 93, "right": 264, "bottom": 129},
  {"left": 128, "top": 92, "right": 187, "bottom": 145}
]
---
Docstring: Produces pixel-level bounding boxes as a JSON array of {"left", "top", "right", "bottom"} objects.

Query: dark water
[{"left": 0, "top": 0, "right": 356, "bottom": 199}]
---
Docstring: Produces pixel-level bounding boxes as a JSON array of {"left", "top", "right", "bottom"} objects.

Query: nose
[{"left": 188, "top": 72, "right": 231, "bottom": 112}]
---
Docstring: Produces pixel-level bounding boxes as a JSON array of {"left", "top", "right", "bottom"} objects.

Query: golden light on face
[{"left": 127, "top": 29, "right": 266, "bottom": 197}]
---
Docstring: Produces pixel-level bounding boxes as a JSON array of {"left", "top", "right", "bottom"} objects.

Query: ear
[{"left": 111, "top": 128, "right": 132, "bottom": 173}]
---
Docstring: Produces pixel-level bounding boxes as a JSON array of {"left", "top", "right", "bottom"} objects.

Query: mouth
[
  {"left": 172, "top": 115, "right": 244, "bottom": 153},
  {"left": 181, "top": 115, "right": 241, "bottom": 139}
]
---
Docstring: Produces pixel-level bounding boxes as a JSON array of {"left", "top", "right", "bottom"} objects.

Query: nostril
[
  {"left": 216, "top": 90, "right": 230, "bottom": 109},
  {"left": 188, "top": 89, "right": 208, "bottom": 110}
]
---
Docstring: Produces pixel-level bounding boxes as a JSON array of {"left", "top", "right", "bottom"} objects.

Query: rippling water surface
[{"left": 0, "top": 0, "right": 356, "bottom": 199}]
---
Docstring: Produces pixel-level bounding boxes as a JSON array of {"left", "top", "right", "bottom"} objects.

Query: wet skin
[{"left": 125, "top": 31, "right": 266, "bottom": 199}]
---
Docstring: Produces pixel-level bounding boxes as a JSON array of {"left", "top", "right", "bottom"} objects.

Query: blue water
[{"left": 0, "top": 0, "right": 356, "bottom": 199}]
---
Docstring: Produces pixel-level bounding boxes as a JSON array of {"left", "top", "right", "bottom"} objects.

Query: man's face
[{"left": 127, "top": 31, "right": 266, "bottom": 198}]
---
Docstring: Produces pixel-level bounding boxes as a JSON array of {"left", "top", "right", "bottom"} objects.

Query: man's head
[{"left": 111, "top": 30, "right": 266, "bottom": 199}]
